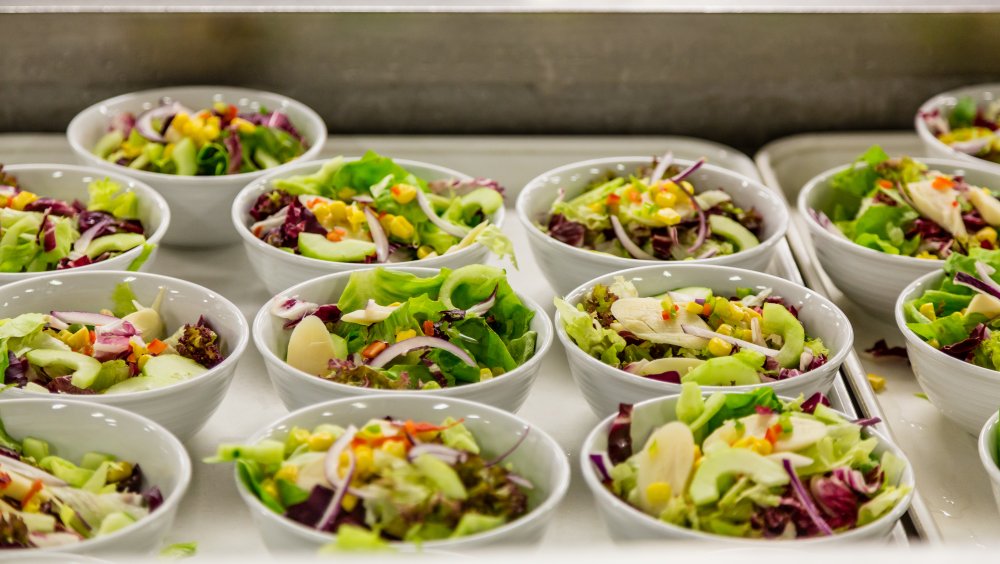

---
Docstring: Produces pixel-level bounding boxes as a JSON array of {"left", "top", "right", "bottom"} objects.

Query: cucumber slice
[
  {"left": 85, "top": 233, "right": 146, "bottom": 259},
  {"left": 708, "top": 215, "right": 759, "bottom": 251},
  {"left": 298, "top": 233, "right": 376, "bottom": 263},
  {"left": 24, "top": 349, "right": 102, "bottom": 389}
]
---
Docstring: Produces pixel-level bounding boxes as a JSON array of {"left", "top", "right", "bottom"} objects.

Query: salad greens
[
  {"left": 902, "top": 247, "right": 1000, "bottom": 369},
  {"left": 0, "top": 167, "right": 148, "bottom": 272},
  {"left": 810, "top": 145, "right": 1000, "bottom": 260},
  {"left": 0, "top": 415, "right": 162, "bottom": 549},
  {"left": 591, "top": 383, "right": 910, "bottom": 539},
  {"left": 207, "top": 416, "right": 530, "bottom": 543},
  {"left": 248, "top": 152, "right": 514, "bottom": 265},
  {"left": 922, "top": 96, "right": 1000, "bottom": 164},
  {"left": 542, "top": 156, "right": 763, "bottom": 261},
  {"left": 1, "top": 283, "right": 224, "bottom": 395},
  {"left": 94, "top": 100, "right": 307, "bottom": 176},
  {"left": 556, "top": 277, "right": 827, "bottom": 385},
  {"left": 273, "top": 265, "right": 536, "bottom": 390}
]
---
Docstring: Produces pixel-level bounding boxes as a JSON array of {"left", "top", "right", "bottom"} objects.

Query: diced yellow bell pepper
[
  {"left": 10, "top": 191, "right": 38, "bottom": 211},
  {"left": 645, "top": 482, "right": 672, "bottom": 506},
  {"left": 417, "top": 245, "right": 435, "bottom": 259},
  {"left": 275, "top": 464, "right": 299, "bottom": 483},
  {"left": 396, "top": 329, "right": 417, "bottom": 342},
  {"left": 867, "top": 373, "right": 886, "bottom": 392}
]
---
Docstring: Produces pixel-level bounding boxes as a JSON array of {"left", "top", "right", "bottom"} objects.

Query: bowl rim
[
  {"left": 977, "top": 411, "right": 1000, "bottom": 489},
  {"left": 231, "top": 157, "right": 506, "bottom": 270},
  {"left": 514, "top": 155, "right": 789, "bottom": 268},
  {"left": 0, "top": 269, "right": 250, "bottom": 400},
  {"left": 580, "top": 391, "right": 915, "bottom": 544},
  {"left": 233, "top": 392, "right": 571, "bottom": 548},
  {"left": 895, "top": 268, "right": 1000, "bottom": 382},
  {"left": 915, "top": 83, "right": 1000, "bottom": 169},
  {"left": 66, "top": 85, "right": 327, "bottom": 184},
  {"left": 0, "top": 397, "right": 192, "bottom": 552},
  {"left": 797, "top": 156, "right": 1000, "bottom": 268},
  {"left": 0, "top": 163, "right": 171, "bottom": 278},
  {"left": 554, "top": 263, "right": 854, "bottom": 394},
  {"left": 252, "top": 265, "right": 553, "bottom": 398}
]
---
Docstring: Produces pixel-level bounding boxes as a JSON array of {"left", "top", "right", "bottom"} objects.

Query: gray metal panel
[{"left": 2, "top": 11, "right": 999, "bottom": 150}]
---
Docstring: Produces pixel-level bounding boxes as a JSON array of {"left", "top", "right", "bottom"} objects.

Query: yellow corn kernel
[
  {"left": 749, "top": 437, "right": 773, "bottom": 455},
  {"left": 171, "top": 112, "right": 190, "bottom": 129},
  {"left": 915, "top": 251, "right": 937, "bottom": 260},
  {"left": 327, "top": 200, "right": 348, "bottom": 222},
  {"left": 680, "top": 181, "right": 695, "bottom": 195},
  {"left": 379, "top": 213, "right": 395, "bottom": 232},
  {"left": 354, "top": 445, "right": 373, "bottom": 474},
  {"left": 10, "top": 191, "right": 38, "bottom": 211},
  {"left": 275, "top": 464, "right": 299, "bottom": 483},
  {"left": 347, "top": 205, "right": 367, "bottom": 228},
  {"left": 685, "top": 301, "right": 703, "bottom": 314},
  {"left": 202, "top": 124, "right": 221, "bottom": 141},
  {"left": 735, "top": 328, "right": 753, "bottom": 342},
  {"left": 977, "top": 227, "right": 998, "bottom": 245},
  {"left": 396, "top": 329, "right": 417, "bottom": 342},
  {"left": 656, "top": 207, "right": 682, "bottom": 226},
  {"left": 707, "top": 337, "right": 733, "bottom": 357},
  {"left": 655, "top": 190, "right": 677, "bottom": 208},
  {"left": 417, "top": 245, "right": 434, "bottom": 259},
  {"left": 927, "top": 338, "right": 940, "bottom": 349},
  {"left": 588, "top": 201, "right": 605, "bottom": 213},
  {"left": 645, "top": 482, "right": 672, "bottom": 506},
  {"left": 480, "top": 368, "right": 493, "bottom": 381},
  {"left": 231, "top": 117, "right": 256, "bottom": 134},
  {"left": 389, "top": 216, "right": 415, "bottom": 240},
  {"left": 262, "top": 480, "right": 279, "bottom": 501},
  {"left": 341, "top": 493, "right": 358, "bottom": 512},
  {"left": 381, "top": 440, "right": 406, "bottom": 459},
  {"left": 391, "top": 183, "right": 418, "bottom": 205},
  {"left": 716, "top": 324, "right": 734, "bottom": 336},
  {"left": 207, "top": 115, "right": 221, "bottom": 129},
  {"left": 312, "top": 203, "right": 333, "bottom": 227},
  {"left": 338, "top": 188, "right": 357, "bottom": 200},
  {"left": 307, "top": 431, "right": 335, "bottom": 452},
  {"left": 918, "top": 302, "right": 937, "bottom": 321},
  {"left": 867, "top": 373, "right": 886, "bottom": 392}
]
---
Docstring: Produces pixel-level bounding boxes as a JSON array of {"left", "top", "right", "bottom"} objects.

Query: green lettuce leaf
[
  {"left": 0, "top": 215, "right": 41, "bottom": 273},
  {"left": 337, "top": 268, "right": 449, "bottom": 313},
  {"left": 907, "top": 312, "right": 987, "bottom": 346},
  {"left": 272, "top": 157, "right": 345, "bottom": 195},
  {"left": 554, "top": 297, "right": 625, "bottom": 366},
  {"left": 87, "top": 178, "right": 138, "bottom": 220}
]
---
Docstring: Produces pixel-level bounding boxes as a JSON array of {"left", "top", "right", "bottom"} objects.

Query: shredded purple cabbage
[
  {"left": 800, "top": 392, "right": 830, "bottom": 414},
  {"left": 607, "top": 403, "right": 634, "bottom": 465},
  {"left": 547, "top": 213, "right": 586, "bottom": 247}
]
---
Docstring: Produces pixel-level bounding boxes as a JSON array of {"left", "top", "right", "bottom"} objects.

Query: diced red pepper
[
  {"left": 22, "top": 479, "right": 43, "bottom": 506},
  {"left": 422, "top": 320, "right": 435, "bottom": 336},
  {"left": 933, "top": 176, "right": 955, "bottom": 191},
  {"left": 147, "top": 339, "right": 167, "bottom": 355},
  {"left": 765, "top": 423, "right": 783, "bottom": 444},
  {"left": 606, "top": 193, "right": 621, "bottom": 206},
  {"left": 876, "top": 179, "right": 894, "bottom": 189}
]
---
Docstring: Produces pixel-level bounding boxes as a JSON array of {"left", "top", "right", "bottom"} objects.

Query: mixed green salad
[
  {"left": 590, "top": 383, "right": 910, "bottom": 539},
  {"left": 207, "top": 416, "right": 531, "bottom": 543},
  {"left": 93, "top": 99, "right": 308, "bottom": 176},
  {"left": 902, "top": 247, "right": 1000, "bottom": 369},
  {"left": 555, "top": 277, "right": 827, "bottom": 385},
  {"left": 809, "top": 146, "right": 1000, "bottom": 260},
  {"left": 0, "top": 167, "right": 150, "bottom": 273},
  {"left": 249, "top": 152, "right": 513, "bottom": 265},
  {"left": 273, "top": 266, "right": 536, "bottom": 390},
  {"left": 0, "top": 415, "right": 162, "bottom": 549},
  {"left": 1, "top": 283, "right": 224, "bottom": 395},
  {"left": 921, "top": 96, "right": 1000, "bottom": 164},
  {"left": 542, "top": 155, "right": 763, "bottom": 260}
]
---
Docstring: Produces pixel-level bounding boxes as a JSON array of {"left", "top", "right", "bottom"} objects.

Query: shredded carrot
[
  {"left": 702, "top": 302, "right": 713, "bottom": 316},
  {"left": 22, "top": 479, "right": 43, "bottom": 506},
  {"left": 606, "top": 193, "right": 621, "bottom": 206},
  {"left": 765, "top": 423, "right": 783, "bottom": 445},
  {"left": 626, "top": 188, "right": 641, "bottom": 204},
  {"left": 932, "top": 176, "right": 955, "bottom": 191},
  {"left": 951, "top": 200, "right": 959, "bottom": 208},
  {"left": 361, "top": 341, "right": 387, "bottom": 359},
  {"left": 390, "top": 185, "right": 401, "bottom": 196},
  {"left": 352, "top": 434, "right": 408, "bottom": 448},
  {"left": 326, "top": 230, "right": 343, "bottom": 242},
  {"left": 422, "top": 320, "right": 435, "bottom": 336},
  {"left": 0, "top": 472, "right": 10, "bottom": 489},
  {"left": 147, "top": 339, "right": 167, "bottom": 355},
  {"left": 402, "top": 419, "right": 464, "bottom": 435},
  {"left": 253, "top": 225, "right": 264, "bottom": 237},
  {"left": 88, "top": 330, "right": 96, "bottom": 344},
  {"left": 876, "top": 179, "right": 894, "bottom": 189}
]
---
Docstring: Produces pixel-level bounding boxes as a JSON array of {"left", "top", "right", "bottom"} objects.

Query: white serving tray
[
  {"left": 754, "top": 131, "right": 1000, "bottom": 544},
  {"left": 0, "top": 134, "right": 901, "bottom": 557}
]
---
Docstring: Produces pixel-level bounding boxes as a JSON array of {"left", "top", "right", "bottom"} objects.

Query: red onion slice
[
  {"left": 249, "top": 206, "right": 289, "bottom": 236},
  {"left": 686, "top": 191, "right": 708, "bottom": 254},
  {"left": 92, "top": 335, "right": 132, "bottom": 354},
  {"left": 50, "top": 311, "right": 120, "bottom": 327},
  {"left": 610, "top": 215, "right": 655, "bottom": 260},
  {"left": 783, "top": 458, "right": 833, "bottom": 536},
  {"left": 954, "top": 271, "right": 1000, "bottom": 301},
  {"left": 975, "top": 261, "right": 1000, "bottom": 296},
  {"left": 135, "top": 102, "right": 190, "bottom": 143},
  {"left": 352, "top": 195, "right": 374, "bottom": 204},
  {"left": 507, "top": 473, "right": 535, "bottom": 490},
  {"left": 95, "top": 319, "right": 137, "bottom": 339},
  {"left": 670, "top": 157, "right": 706, "bottom": 184},
  {"left": 368, "top": 336, "right": 475, "bottom": 369},
  {"left": 680, "top": 324, "right": 780, "bottom": 357},
  {"left": 415, "top": 190, "right": 469, "bottom": 238},
  {"left": 799, "top": 349, "right": 814, "bottom": 372},
  {"left": 363, "top": 207, "right": 389, "bottom": 263},
  {"left": 270, "top": 297, "right": 319, "bottom": 320},
  {"left": 317, "top": 449, "right": 355, "bottom": 532},
  {"left": 73, "top": 219, "right": 113, "bottom": 255},
  {"left": 322, "top": 426, "right": 372, "bottom": 499},
  {"left": 407, "top": 443, "right": 467, "bottom": 465},
  {"left": 648, "top": 151, "right": 674, "bottom": 186},
  {"left": 465, "top": 285, "right": 497, "bottom": 317},
  {"left": 486, "top": 426, "right": 531, "bottom": 467},
  {"left": 46, "top": 316, "right": 69, "bottom": 331},
  {"left": 950, "top": 136, "right": 993, "bottom": 155}
]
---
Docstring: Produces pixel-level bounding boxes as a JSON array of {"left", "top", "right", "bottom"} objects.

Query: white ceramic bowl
[
  {"left": 581, "top": 393, "right": 915, "bottom": 543},
  {"left": 798, "top": 157, "right": 1000, "bottom": 318},
  {"left": 253, "top": 267, "right": 552, "bottom": 413},
  {"left": 0, "top": 399, "right": 190, "bottom": 556},
  {"left": 0, "top": 271, "right": 249, "bottom": 440},
  {"left": 0, "top": 164, "right": 169, "bottom": 284},
  {"left": 896, "top": 270, "right": 1000, "bottom": 435},
  {"left": 916, "top": 83, "right": 1000, "bottom": 171},
  {"left": 234, "top": 394, "right": 569, "bottom": 554},
  {"left": 516, "top": 156, "right": 789, "bottom": 297},
  {"left": 233, "top": 157, "right": 506, "bottom": 294},
  {"left": 977, "top": 411, "right": 1000, "bottom": 515},
  {"left": 557, "top": 264, "right": 853, "bottom": 417},
  {"left": 67, "top": 86, "right": 326, "bottom": 247}
]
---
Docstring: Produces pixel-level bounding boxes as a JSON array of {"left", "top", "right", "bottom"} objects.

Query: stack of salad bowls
[
  {"left": 253, "top": 266, "right": 552, "bottom": 412},
  {"left": 556, "top": 264, "right": 852, "bottom": 417},
  {"left": 799, "top": 153, "right": 1000, "bottom": 317},
  {"left": 67, "top": 86, "right": 327, "bottom": 247},
  {"left": 0, "top": 164, "right": 169, "bottom": 282},
  {"left": 581, "top": 388, "right": 914, "bottom": 543},
  {"left": 516, "top": 156, "right": 789, "bottom": 296},
  {"left": 215, "top": 394, "right": 569, "bottom": 554},
  {"left": 0, "top": 271, "right": 249, "bottom": 440},
  {"left": 978, "top": 411, "right": 1000, "bottom": 514},
  {"left": 0, "top": 399, "right": 191, "bottom": 555},
  {"left": 233, "top": 154, "right": 509, "bottom": 294}
]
